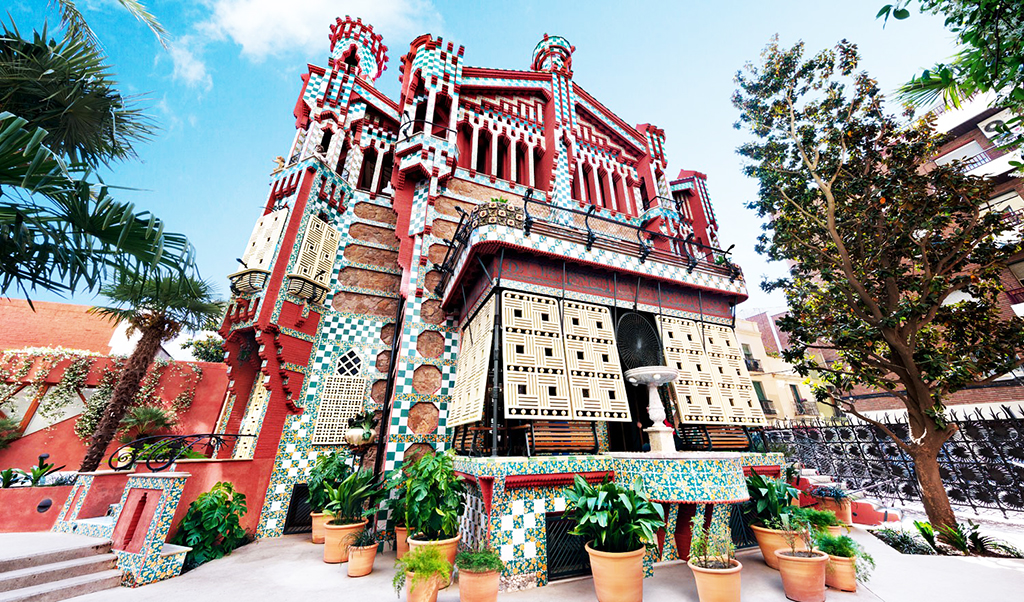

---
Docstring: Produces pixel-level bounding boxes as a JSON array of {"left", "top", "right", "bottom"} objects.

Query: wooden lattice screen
[
  {"left": 295, "top": 216, "right": 341, "bottom": 285},
  {"left": 311, "top": 375, "right": 367, "bottom": 444},
  {"left": 502, "top": 291, "right": 573, "bottom": 419},
  {"left": 657, "top": 316, "right": 766, "bottom": 425},
  {"left": 446, "top": 296, "right": 497, "bottom": 428},
  {"left": 241, "top": 207, "right": 288, "bottom": 270},
  {"left": 562, "top": 301, "right": 630, "bottom": 421}
]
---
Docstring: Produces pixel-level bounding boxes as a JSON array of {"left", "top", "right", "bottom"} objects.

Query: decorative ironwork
[
  {"left": 754, "top": 406, "right": 1024, "bottom": 518},
  {"left": 546, "top": 513, "right": 591, "bottom": 581},
  {"left": 397, "top": 118, "right": 457, "bottom": 143},
  {"left": 744, "top": 357, "right": 763, "bottom": 372},
  {"left": 228, "top": 269, "right": 270, "bottom": 294},
  {"left": 730, "top": 503, "right": 758, "bottom": 549},
  {"left": 286, "top": 274, "right": 330, "bottom": 304},
  {"left": 107, "top": 433, "right": 256, "bottom": 472},
  {"left": 283, "top": 483, "right": 313, "bottom": 534}
]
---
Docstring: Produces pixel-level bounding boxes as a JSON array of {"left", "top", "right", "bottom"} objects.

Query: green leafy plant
[
  {"left": 1, "top": 467, "right": 22, "bottom": 488},
  {"left": 688, "top": 514, "right": 735, "bottom": 569},
  {"left": 913, "top": 520, "right": 940, "bottom": 553},
  {"left": 350, "top": 529, "right": 378, "bottom": 548},
  {"left": 324, "top": 469, "right": 386, "bottom": 525},
  {"left": 403, "top": 450, "right": 465, "bottom": 540},
  {"left": 789, "top": 506, "right": 843, "bottom": 533},
  {"left": 810, "top": 486, "right": 851, "bottom": 502},
  {"left": 489, "top": 197, "right": 509, "bottom": 204},
  {"left": 914, "top": 519, "right": 1024, "bottom": 558},
  {"left": 306, "top": 452, "right": 351, "bottom": 513},
  {"left": 870, "top": 527, "right": 935, "bottom": 555},
  {"left": 170, "top": 482, "right": 248, "bottom": 570},
  {"left": 0, "top": 417, "right": 20, "bottom": 450},
  {"left": 455, "top": 546, "right": 504, "bottom": 573},
  {"left": 744, "top": 472, "right": 800, "bottom": 527},
  {"left": 133, "top": 440, "right": 206, "bottom": 462},
  {"left": 118, "top": 405, "right": 176, "bottom": 443},
  {"left": 393, "top": 545, "right": 451, "bottom": 597},
  {"left": 24, "top": 455, "right": 65, "bottom": 486},
  {"left": 182, "top": 334, "right": 226, "bottom": 362},
  {"left": 814, "top": 532, "right": 875, "bottom": 582},
  {"left": 564, "top": 475, "right": 664, "bottom": 553},
  {"left": 778, "top": 514, "right": 815, "bottom": 557},
  {"left": 782, "top": 462, "right": 801, "bottom": 484},
  {"left": 385, "top": 470, "right": 407, "bottom": 527}
]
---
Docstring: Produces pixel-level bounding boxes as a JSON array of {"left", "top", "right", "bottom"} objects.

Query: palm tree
[
  {"left": 79, "top": 275, "right": 224, "bottom": 472},
  {"left": 0, "top": 22, "right": 194, "bottom": 299},
  {"left": 52, "top": 0, "right": 168, "bottom": 50}
]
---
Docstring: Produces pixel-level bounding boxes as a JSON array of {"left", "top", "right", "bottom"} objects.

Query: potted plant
[
  {"left": 744, "top": 472, "right": 804, "bottom": 569},
  {"left": 386, "top": 470, "right": 410, "bottom": 559},
  {"left": 307, "top": 452, "right": 351, "bottom": 544},
  {"left": 809, "top": 486, "right": 853, "bottom": 525},
  {"left": 348, "top": 529, "right": 379, "bottom": 578},
  {"left": 565, "top": 475, "right": 664, "bottom": 602},
  {"left": 455, "top": 546, "right": 503, "bottom": 602},
  {"left": 322, "top": 469, "right": 385, "bottom": 564},
  {"left": 394, "top": 545, "right": 452, "bottom": 602},
  {"left": 345, "top": 410, "right": 378, "bottom": 447},
  {"left": 687, "top": 514, "right": 742, "bottom": 602},
  {"left": 774, "top": 515, "right": 829, "bottom": 602},
  {"left": 813, "top": 532, "right": 875, "bottom": 592},
  {"left": 404, "top": 450, "right": 465, "bottom": 569},
  {"left": 789, "top": 506, "right": 846, "bottom": 537}
]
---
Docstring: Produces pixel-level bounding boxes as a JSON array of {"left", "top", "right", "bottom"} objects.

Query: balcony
[
  {"left": 228, "top": 269, "right": 270, "bottom": 294},
  {"left": 285, "top": 274, "right": 329, "bottom": 305},
  {"left": 758, "top": 399, "right": 777, "bottom": 416},
  {"left": 744, "top": 357, "right": 763, "bottom": 372},
  {"left": 433, "top": 192, "right": 743, "bottom": 302},
  {"left": 795, "top": 400, "right": 819, "bottom": 416}
]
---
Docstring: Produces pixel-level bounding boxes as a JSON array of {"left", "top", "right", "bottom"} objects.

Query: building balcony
[
  {"left": 795, "top": 400, "right": 819, "bottom": 416},
  {"left": 228, "top": 269, "right": 270, "bottom": 294},
  {"left": 758, "top": 399, "right": 777, "bottom": 416},
  {"left": 744, "top": 357, "right": 763, "bottom": 372},
  {"left": 285, "top": 274, "right": 330, "bottom": 305},
  {"left": 433, "top": 193, "right": 745, "bottom": 306}
]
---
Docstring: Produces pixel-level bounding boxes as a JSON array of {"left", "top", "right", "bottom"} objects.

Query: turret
[{"left": 328, "top": 16, "right": 389, "bottom": 82}]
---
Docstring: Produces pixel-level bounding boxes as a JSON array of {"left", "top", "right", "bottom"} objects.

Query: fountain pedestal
[{"left": 624, "top": 366, "right": 680, "bottom": 453}]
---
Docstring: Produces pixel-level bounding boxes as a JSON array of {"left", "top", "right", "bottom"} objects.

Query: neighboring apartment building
[{"left": 737, "top": 316, "right": 831, "bottom": 421}]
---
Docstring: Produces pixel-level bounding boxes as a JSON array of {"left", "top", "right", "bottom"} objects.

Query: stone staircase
[
  {"left": 0, "top": 539, "right": 119, "bottom": 602},
  {"left": 798, "top": 467, "right": 903, "bottom": 525}
]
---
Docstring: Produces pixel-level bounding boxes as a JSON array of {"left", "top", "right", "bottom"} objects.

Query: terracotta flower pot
[
  {"left": 825, "top": 554, "right": 857, "bottom": 592},
  {"left": 323, "top": 518, "right": 367, "bottom": 563},
  {"left": 826, "top": 525, "right": 845, "bottom": 537},
  {"left": 458, "top": 569, "right": 499, "bottom": 602},
  {"left": 407, "top": 534, "right": 461, "bottom": 570},
  {"left": 407, "top": 572, "right": 443, "bottom": 602},
  {"left": 687, "top": 558, "right": 742, "bottom": 602},
  {"left": 774, "top": 548, "right": 828, "bottom": 602},
  {"left": 818, "top": 498, "right": 853, "bottom": 525},
  {"left": 348, "top": 544, "right": 377, "bottom": 577},
  {"left": 311, "top": 512, "right": 328, "bottom": 544},
  {"left": 395, "top": 526, "right": 410, "bottom": 559},
  {"left": 584, "top": 543, "right": 645, "bottom": 602},
  {"left": 750, "top": 525, "right": 807, "bottom": 570}
]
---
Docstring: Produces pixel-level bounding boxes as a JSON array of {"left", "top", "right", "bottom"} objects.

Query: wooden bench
[
  {"left": 676, "top": 424, "right": 751, "bottom": 451},
  {"left": 527, "top": 421, "right": 599, "bottom": 456},
  {"left": 451, "top": 422, "right": 529, "bottom": 457}
]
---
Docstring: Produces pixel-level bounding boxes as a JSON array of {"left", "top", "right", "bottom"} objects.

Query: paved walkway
[{"left": 61, "top": 527, "right": 1022, "bottom": 601}]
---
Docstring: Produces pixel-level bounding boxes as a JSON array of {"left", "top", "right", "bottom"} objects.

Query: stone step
[
  {"left": 0, "top": 555, "right": 116, "bottom": 593},
  {"left": 799, "top": 468, "right": 820, "bottom": 477},
  {"left": 0, "top": 542, "right": 111, "bottom": 574},
  {"left": 0, "top": 570, "right": 121, "bottom": 602}
]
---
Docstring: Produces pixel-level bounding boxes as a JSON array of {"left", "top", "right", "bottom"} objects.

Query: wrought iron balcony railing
[
  {"left": 758, "top": 399, "right": 777, "bottom": 415},
  {"left": 961, "top": 148, "right": 996, "bottom": 172},
  {"left": 228, "top": 268, "right": 270, "bottom": 295},
  {"left": 108, "top": 434, "right": 256, "bottom": 472},
  {"left": 432, "top": 191, "right": 743, "bottom": 299},
  {"left": 286, "top": 274, "right": 330, "bottom": 304},
  {"left": 744, "top": 357, "right": 763, "bottom": 372},
  {"left": 795, "top": 400, "right": 820, "bottom": 416}
]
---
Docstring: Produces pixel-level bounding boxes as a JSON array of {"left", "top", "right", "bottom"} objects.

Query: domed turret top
[
  {"left": 531, "top": 34, "right": 574, "bottom": 76},
  {"left": 329, "top": 16, "right": 389, "bottom": 82}
]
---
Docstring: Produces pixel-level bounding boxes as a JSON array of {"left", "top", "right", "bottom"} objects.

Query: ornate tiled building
[{"left": 218, "top": 16, "right": 778, "bottom": 587}]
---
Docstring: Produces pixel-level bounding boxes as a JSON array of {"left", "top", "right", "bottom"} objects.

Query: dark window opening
[
  {"left": 496, "top": 137, "right": 510, "bottom": 181},
  {"left": 432, "top": 95, "right": 452, "bottom": 138},
  {"left": 358, "top": 146, "right": 378, "bottom": 191},
  {"left": 319, "top": 129, "right": 334, "bottom": 154},
  {"left": 476, "top": 130, "right": 491, "bottom": 173},
  {"left": 377, "top": 151, "right": 394, "bottom": 194}
]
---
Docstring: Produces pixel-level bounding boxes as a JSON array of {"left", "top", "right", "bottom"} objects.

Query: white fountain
[{"left": 624, "top": 366, "right": 679, "bottom": 453}]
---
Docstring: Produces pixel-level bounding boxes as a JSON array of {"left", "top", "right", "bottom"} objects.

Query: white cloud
[
  {"left": 196, "top": 0, "right": 442, "bottom": 61},
  {"left": 168, "top": 36, "right": 213, "bottom": 90}
]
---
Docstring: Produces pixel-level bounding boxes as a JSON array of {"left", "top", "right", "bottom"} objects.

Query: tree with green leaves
[
  {"left": 1, "top": 4, "right": 190, "bottom": 300},
  {"left": 182, "top": 334, "right": 227, "bottom": 363},
  {"left": 878, "top": 2, "right": 1024, "bottom": 147},
  {"left": 733, "top": 38, "right": 1024, "bottom": 529},
  {"left": 80, "top": 275, "right": 224, "bottom": 472}
]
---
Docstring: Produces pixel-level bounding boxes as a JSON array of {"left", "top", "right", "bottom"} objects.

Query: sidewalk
[{"left": 63, "top": 528, "right": 1023, "bottom": 601}]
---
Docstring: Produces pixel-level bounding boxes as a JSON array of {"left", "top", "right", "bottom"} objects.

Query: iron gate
[
  {"left": 546, "top": 513, "right": 590, "bottom": 581},
  {"left": 283, "top": 483, "right": 312, "bottom": 534}
]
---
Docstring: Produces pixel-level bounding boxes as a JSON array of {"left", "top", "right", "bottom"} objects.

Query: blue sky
[{"left": 8, "top": 0, "right": 957, "bottom": 315}]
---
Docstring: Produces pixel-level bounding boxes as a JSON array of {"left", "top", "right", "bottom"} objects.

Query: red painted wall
[
  {"left": 167, "top": 458, "right": 277, "bottom": 537},
  {"left": 0, "top": 485, "right": 73, "bottom": 532}
]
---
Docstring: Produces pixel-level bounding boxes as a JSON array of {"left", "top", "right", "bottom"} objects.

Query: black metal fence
[{"left": 752, "top": 405, "right": 1024, "bottom": 518}]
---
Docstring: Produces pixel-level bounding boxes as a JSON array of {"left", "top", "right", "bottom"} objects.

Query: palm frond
[
  {"left": 51, "top": 0, "right": 168, "bottom": 49},
  {"left": 92, "top": 273, "right": 226, "bottom": 340},
  {"left": 895, "top": 55, "right": 978, "bottom": 110}
]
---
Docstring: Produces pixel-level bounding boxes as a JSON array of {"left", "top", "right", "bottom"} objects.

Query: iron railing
[
  {"left": 961, "top": 148, "right": 996, "bottom": 171},
  {"left": 758, "top": 399, "right": 777, "bottom": 415},
  {"left": 744, "top": 357, "right": 763, "bottom": 372},
  {"left": 397, "top": 119, "right": 456, "bottom": 143},
  {"left": 108, "top": 433, "right": 256, "bottom": 472},
  {"left": 753, "top": 405, "right": 1024, "bottom": 518}
]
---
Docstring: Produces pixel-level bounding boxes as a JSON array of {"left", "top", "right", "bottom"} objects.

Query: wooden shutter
[
  {"left": 241, "top": 208, "right": 288, "bottom": 270},
  {"left": 562, "top": 301, "right": 630, "bottom": 421},
  {"left": 447, "top": 295, "right": 497, "bottom": 428}
]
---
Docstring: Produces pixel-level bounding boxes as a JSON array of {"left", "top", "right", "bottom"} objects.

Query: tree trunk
[
  {"left": 79, "top": 325, "right": 166, "bottom": 472},
  {"left": 909, "top": 434, "right": 957, "bottom": 530}
]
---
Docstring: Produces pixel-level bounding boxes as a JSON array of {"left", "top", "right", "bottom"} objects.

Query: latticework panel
[
  {"left": 562, "top": 301, "right": 630, "bottom": 421},
  {"left": 233, "top": 379, "right": 269, "bottom": 459},
  {"left": 502, "top": 292, "right": 572, "bottom": 419},
  {"left": 241, "top": 208, "right": 288, "bottom": 270},
  {"left": 705, "top": 325, "right": 766, "bottom": 425},
  {"left": 311, "top": 375, "right": 367, "bottom": 444},
  {"left": 656, "top": 316, "right": 727, "bottom": 424},
  {"left": 296, "top": 216, "right": 341, "bottom": 285},
  {"left": 447, "top": 296, "right": 497, "bottom": 428}
]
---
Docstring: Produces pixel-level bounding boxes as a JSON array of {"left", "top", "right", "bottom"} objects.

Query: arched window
[
  {"left": 342, "top": 46, "right": 360, "bottom": 69},
  {"left": 582, "top": 164, "right": 596, "bottom": 205},
  {"left": 457, "top": 123, "right": 473, "bottom": 169},
  {"left": 516, "top": 141, "right": 529, "bottom": 186},
  {"left": 533, "top": 146, "right": 544, "bottom": 191},
  {"left": 496, "top": 137, "right": 509, "bottom": 181},
  {"left": 319, "top": 129, "right": 334, "bottom": 154},
  {"left": 432, "top": 95, "right": 451, "bottom": 138},
  {"left": 476, "top": 129, "right": 491, "bottom": 174},
  {"left": 377, "top": 151, "right": 394, "bottom": 194},
  {"left": 599, "top": 168, "right": 612, "bottom": 211},
  {"left": 336, "top": 136, "right": 351, "bottom": 176}
]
